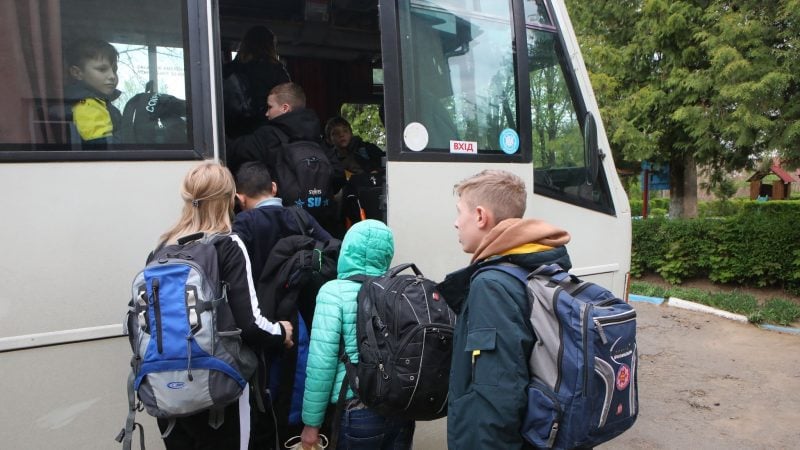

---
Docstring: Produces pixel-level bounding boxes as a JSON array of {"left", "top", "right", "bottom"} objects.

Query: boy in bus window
[
  {"left": 437, "top": 170, "right": 572, "bottom": 449},
  {"left": 64, "top": 38, "right": 122, "bottom": 146}
]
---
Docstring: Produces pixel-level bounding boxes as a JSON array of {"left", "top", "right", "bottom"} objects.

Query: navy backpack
[{"left": 476, "top": 263, "right": 638, "bottom": 449}]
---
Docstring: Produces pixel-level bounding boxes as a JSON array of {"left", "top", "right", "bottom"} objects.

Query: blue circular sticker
[{"left": 499, "top": 129, "right": 519, "bottom": 154}]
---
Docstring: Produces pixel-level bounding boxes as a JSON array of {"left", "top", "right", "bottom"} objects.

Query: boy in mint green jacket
[{"left": 299, "top": 220, "right": 415, "bottom": 449}]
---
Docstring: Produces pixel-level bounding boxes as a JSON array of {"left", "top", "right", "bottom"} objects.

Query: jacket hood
[
  {"left": 337, "top": 219, "right": 394, "bottom": 279},
  {"left": 471, "top": 218, "right": 570, "bottom": 263},
  {"left": 269, "top": 108, "right": 321, "bottom": 142}
]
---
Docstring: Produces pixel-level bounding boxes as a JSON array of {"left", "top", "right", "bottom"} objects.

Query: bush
[{"left": 632, "top": 200, "right": 800, "bottom": 289}]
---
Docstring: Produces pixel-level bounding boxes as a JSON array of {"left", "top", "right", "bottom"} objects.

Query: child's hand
[{"left": 279, "top": 320, "right": 294, "bottom": 348}]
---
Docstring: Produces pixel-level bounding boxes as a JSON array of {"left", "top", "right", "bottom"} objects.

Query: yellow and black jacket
[{"left": 64, "top": 83, "right": 122, "bottom": 146}]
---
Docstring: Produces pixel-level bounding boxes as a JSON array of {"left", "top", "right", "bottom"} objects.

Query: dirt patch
[
  {"left": 597, "top": 302, "right": 800, "bottom": 449},
  {"left": 634, "top": 273, "right": 800, "bottom": 305}
]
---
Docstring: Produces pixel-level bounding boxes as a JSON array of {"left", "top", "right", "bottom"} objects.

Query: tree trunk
[{"left": 669, "top": 152, "right": 698, "bottom": 218}]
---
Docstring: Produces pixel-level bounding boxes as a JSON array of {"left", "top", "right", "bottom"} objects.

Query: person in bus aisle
[
  {"left": 324, "top": 116, "right": 385, "bottom": 227},
  {"left": 223, "top": 25, "right": 291, "bottom": 138},
  {"left": 324, "top": 116, "right": 384, "bottom": 177},
  {"left": 226, "top": 82, "right": 345, "bottom": 234},
  {"left": 63, "top": 38, "right": 122, "bottom": 146},
  {"left": 231, "top": 161, "right": 333, "bottom": 449},
  {"left": 435, "top": 170, "right": 573, "bottom": 450},
  {"left": 154, "top": 162, "right": 294, "bottom": 450},
  {"left": 299, "top": 219, "right": 415, "bottom": 450}
]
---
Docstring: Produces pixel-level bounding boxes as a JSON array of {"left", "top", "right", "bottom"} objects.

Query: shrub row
[
  {"left": 631, "top": 201, "right": 800, "bottom": 293},
  {"left": 630, "top": 198, "right": 800, "bottom": 218}
]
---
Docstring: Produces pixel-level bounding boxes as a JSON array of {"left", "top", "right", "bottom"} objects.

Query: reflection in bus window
[
  {"left": 0, "top": 0, "right": 191, "bottom": 153},
  {"left": 399, "top": 1, "right": 517, "bottom": 153},
  {"left": 527, "top": 28, "right": 613, "bottom": 211},
  {"left": 524, "top": 0, "right": 553, "bottom": 26}
]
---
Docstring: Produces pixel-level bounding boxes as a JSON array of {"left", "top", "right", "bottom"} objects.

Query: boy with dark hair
[
  {"left": 437, "top": 169, "right": 573, "bottom": 449},
  {"left": 232, "top": 161, "right": 334, "bottom": 448},
  {"left": 233, "top": 161, "right": 332, "bottom": 279},
  {"left": 64, "top": 38, "right": 122, "bottom": 146}
]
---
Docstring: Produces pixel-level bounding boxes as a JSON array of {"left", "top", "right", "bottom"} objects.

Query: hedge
[{"left": 632, "top": 201, "right": 800, "bottom": 294}]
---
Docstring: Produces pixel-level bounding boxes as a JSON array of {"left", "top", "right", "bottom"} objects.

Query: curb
[{"left": 628, "top": 295, "right": 800, "bottom": 335}]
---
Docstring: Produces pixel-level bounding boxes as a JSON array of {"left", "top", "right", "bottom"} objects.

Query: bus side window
[{"left": 0, "top": 0, "right": 195, "bottom": 157}]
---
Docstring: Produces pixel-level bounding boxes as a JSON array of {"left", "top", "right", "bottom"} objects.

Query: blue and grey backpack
[
  {"left": 476, "top": 263, "right": 638, "bottom": 449},
  {"left": 117, "top": 233, "right": 257, "bottom": 450}
]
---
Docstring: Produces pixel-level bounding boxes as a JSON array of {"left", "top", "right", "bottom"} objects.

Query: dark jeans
[{"left": 336, "top": 408, "right": 415, "bottom": 450}]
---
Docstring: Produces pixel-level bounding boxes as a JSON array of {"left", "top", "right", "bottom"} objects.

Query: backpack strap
[
  {"left": 329, "top": 333, "right": 350, "bottom": 450},
  {"left": 115, "top": 371, "right": 145, "bottom": 450},
  {"left": 342, "top": 273, "right": 384, "bottom": 389},
  {"left": 474, "top": 262, "right": 579, "bottom": 288},
  {"left": 288, "top": 206, "right": 313, "bottom": 237},
  {"left": 472, "top": 262, "right": 529, "bottom": 284}
]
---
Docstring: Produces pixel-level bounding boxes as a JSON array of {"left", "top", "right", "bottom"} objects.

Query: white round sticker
[{"left": 403, "top": 122, "right": 429, "bottom": 152}]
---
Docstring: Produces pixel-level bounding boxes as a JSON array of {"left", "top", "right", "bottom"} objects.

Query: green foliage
[
  {"left": 340, "top": 103, "right": 385, "bottom": 148},
  {"left": 757, "top": 299, "right": 800, "bottom": 326},
  {"left": 629, "top": 197, "right": 669, "bottom": 216},
  {"left": 565, "top": 0, "right": 800, "bottom": 217},
  {"left": 632, "top": 201, "right": 800, "bottom": 288}
]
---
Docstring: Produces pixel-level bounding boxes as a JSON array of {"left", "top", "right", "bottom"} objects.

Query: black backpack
[
  {"left": 256, "top": 208, "right": 341, "bottom": 433},
  {"left": 341, "top": 263, "right": 455, "bottom": 421},
  {"left": 119, "top": 85, "right": 187, "bottom": 144},
  {"left": 273, "top": 130, "right": 336, "bottom": 225}
]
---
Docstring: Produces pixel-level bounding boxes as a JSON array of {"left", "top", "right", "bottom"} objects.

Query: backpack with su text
[
  {"left": 341, "top": 263, "right": 454, "bottom": 421},
  {"left": 475, "top": 263, "right": 638, "bottom": 449},
  {"left": 257, "top": 208, "right": 341, "bottom": 432},
  {"left": 117, "top": 233, "right": 257, "bottom": 450},
  {"left": 119, "top": 84, "right": 188, "bottom": 145},
  {"left": 273, "top": 130, "right": 335, "bottom": 221}
]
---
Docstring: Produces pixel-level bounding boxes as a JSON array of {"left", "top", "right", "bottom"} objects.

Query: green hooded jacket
[{"left": 301, "top": 219, "right": 394, "bottom": 427}]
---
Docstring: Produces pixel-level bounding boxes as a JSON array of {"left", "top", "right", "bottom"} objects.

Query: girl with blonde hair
[{"left": 155, "top": 162, "right": 293, "bottom": 449}]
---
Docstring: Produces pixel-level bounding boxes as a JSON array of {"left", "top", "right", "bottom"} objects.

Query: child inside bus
[
  {"left": 223, "top": 25, "right": 291, "bottom": 138},
  {"left": 436, "top": 169, "right": 572, "bottom": 449},
  {"left": 154, "top": 162, "right": 293, "bottom": 449},
  {"left": 324, "top": 116, "right": 384, "bottom": 176},
  {"left": 64, "top": 38, "right": 122, "bottom": 146},
  {"left": 324, "top": 116, "right": 386, "bottom": 226}
]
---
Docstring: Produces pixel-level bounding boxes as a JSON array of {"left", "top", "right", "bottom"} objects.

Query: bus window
[
  {"left": 398, "top": 1, "right": 518, "bottom": 154},
  {"left": 0, "top": 0, "right": 203, "bottom": 159},
  {"left": 526, "top": 26, "right": 614, "bottom": 214}
]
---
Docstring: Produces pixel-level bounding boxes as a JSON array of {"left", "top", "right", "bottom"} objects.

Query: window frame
[
  {"left": 382, "top": 0, "right": 529, "bottom": 164},
  {"left": 0, "top": 0, "right": 215, "bottom": 163}
]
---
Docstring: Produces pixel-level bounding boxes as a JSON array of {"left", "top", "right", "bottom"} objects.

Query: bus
[{"left": 0, "top": 1, "right": 631, "bottom": 448}]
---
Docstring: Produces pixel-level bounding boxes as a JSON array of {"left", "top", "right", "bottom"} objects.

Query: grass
[{"left": 630, "top": 281, "right": 800, "bottom": 326}]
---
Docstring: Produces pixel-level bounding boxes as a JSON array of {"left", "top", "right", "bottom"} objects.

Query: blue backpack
[
  {"left": 117, "top": 233, "right": 257, "bottom": 450},
  {"left": 476, "top": 263, "right": 638, "bottom": 449}
]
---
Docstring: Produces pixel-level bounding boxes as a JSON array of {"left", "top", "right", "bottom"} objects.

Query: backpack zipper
[
  {"left": 593, "top": 310, "right": 637, "bottom": 345},
  {"left": 152, "top": 278, "right": 163, "bottom": 353},
  {"left": 582, "top": 303, "right": 590, "bottom": 395}
]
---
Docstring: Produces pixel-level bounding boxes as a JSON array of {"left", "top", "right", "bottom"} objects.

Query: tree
[{"left": 566, "top": 0, "right": 800, "bottom": 217}]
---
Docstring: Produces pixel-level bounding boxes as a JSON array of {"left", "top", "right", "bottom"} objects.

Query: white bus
[{"left": 0, "top": 1, "right": 630, "bottom": 448}]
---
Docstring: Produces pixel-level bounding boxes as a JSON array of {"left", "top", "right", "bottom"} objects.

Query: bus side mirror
[{"left": 584, "top": 112, "right": 604, "bottom": 185}]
